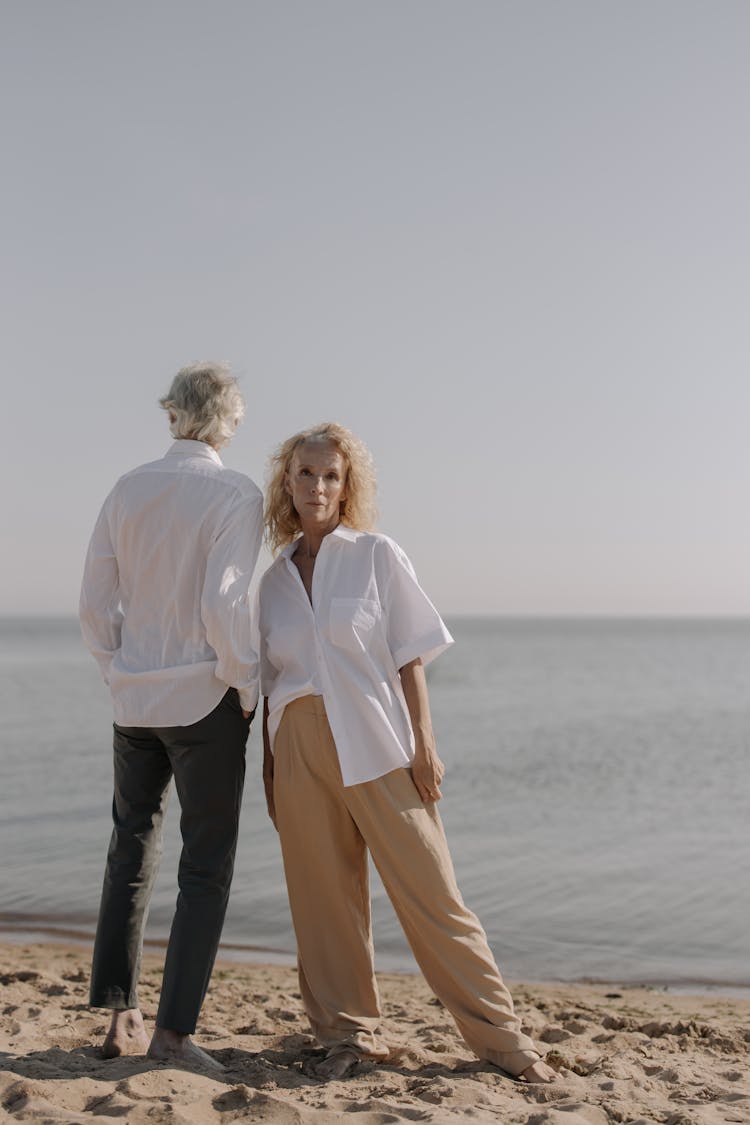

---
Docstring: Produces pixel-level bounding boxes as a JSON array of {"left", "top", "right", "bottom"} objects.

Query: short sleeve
[{"left": 379, "top": 539, "right": 454, "bottom": 670}]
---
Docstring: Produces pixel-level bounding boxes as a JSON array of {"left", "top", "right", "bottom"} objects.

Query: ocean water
[{"left": 1, "top": 616, "right": 748, "bottom": 989}]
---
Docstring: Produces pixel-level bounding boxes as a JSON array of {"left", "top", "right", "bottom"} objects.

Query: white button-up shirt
[
  {"left": 80, "top": 439, "right": 263, "bottom": 727},
  {"left": 258, "top": 526, "right": 453, "bottom": 786}
]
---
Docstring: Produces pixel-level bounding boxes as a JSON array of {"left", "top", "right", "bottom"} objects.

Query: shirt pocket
[{"left": 328, "top": 597, "right": 380, "bottom": 654}]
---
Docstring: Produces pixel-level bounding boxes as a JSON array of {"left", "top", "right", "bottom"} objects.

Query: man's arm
[
  {"left": 79, "top": 499, "right": 123, "bottom": 684},
  {"left": 202, "top": 487, "right": 264, "bottom": 714}
]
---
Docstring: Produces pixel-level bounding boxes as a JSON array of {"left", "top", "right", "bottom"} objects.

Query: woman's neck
[{"left": 296, "top": 518, "right": 340, "bottom": 559}]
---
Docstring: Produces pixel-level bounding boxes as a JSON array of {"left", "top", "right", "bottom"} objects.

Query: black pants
[{"left": 89, "top": 689, "right": 251, "bottom": 1033}]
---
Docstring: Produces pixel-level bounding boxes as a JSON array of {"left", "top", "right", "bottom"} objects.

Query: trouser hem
[
  {"left": 310, "top": 1027, "right": 390, "bottom": 1060},
  {"left": 89, "top": 987, "right": 138, "bottom": 1011}
]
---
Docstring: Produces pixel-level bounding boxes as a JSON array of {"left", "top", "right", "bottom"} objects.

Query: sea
[{"left": 1, "top": 616, "right": 748, "bottom": 992}]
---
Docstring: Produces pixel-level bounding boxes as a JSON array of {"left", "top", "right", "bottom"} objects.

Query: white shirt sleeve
[
  {"left": 201, "top": 487, "right": 264, "bottom": 713},
  {"left": 257, "top": 578, "right": 275, "bottom": 699},
  {"left": 380, "top": 539, "right": 453, "bottom": 670},
  {"left": 79, "top": 496, "right": 123, "bottom": 685}
]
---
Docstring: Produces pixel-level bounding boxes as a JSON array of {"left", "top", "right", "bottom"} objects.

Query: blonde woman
[{"left": 258, "top": 423, "right": 555, "bottom": 1084}]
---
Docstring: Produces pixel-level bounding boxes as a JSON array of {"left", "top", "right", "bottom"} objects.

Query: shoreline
[
  {"left": 2, "top": 923, "right": 749, "bottom": 1001},
  {"left": 1, "top": 941, "right": 748, "bottom": 1124}
]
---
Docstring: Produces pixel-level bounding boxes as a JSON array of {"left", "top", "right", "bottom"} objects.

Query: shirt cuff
[
  {"left": 96, "top": 653, "right": 115, "bottom": 686},
  {"left": 392, "top": 627, "right": 454, "bottom": 672},
  {"left": 238, "top": 684, "right": 259, "bottom": 713}
]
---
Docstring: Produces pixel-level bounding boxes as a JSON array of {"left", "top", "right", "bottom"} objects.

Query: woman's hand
[{"left": 411, "top": 746, "right": 446, "bottom": 803}]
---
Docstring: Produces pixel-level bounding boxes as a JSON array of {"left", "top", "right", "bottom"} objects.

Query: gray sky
[{"left": 1, "top": 1, "right": 748, "bottom": 616}]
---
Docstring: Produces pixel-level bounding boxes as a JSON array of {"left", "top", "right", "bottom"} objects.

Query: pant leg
[
  {"left": 273, "top": 697, "right": 388, "bottom": 1059},
  {"left": 344, "top": 766, "right": 541, "bottom": 1076},
  {"left": 156, "top": 689, "right": 250, "bottom": 1033},
  {"left": 90, "top": 724, "right": 172, "bottom": 1010}
]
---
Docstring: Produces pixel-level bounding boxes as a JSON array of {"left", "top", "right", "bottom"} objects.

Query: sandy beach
[{"left": 1, "top": 943, "right": 748, "bottom": 1124}]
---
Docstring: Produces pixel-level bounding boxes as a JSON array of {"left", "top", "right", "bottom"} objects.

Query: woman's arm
[
  {"left": 399, "top": 656, "right": 445, "bottom": 803},
  {"left": 262, "top": 697, "right": 277, "bottom": 829}
]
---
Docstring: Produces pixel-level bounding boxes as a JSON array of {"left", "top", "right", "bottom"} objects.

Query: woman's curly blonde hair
[{"left": 265, "top": 423, "right": 378, "bottom": 554}]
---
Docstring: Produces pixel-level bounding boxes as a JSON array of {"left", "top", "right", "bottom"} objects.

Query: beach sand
[{"left": 0, "top": 943, "right": 748, "bottom": 1124}]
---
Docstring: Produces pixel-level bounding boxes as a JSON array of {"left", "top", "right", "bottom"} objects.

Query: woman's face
[{"left": 285, "top": 440, "right": 348, "bottom": 531}]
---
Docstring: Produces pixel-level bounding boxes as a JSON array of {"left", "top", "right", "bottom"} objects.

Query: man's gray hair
[{"left": 159, "top": 362, "right": 245, "bottom": 449}]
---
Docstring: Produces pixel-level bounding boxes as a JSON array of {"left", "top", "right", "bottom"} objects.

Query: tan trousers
[{"left": 273, "top": 695, "right": 540, "bottom": 1075}]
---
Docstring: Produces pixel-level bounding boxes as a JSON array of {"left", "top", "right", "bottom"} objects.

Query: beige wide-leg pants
[{"left": 273, "top": 695, "right": 540, "bottom": 1076}]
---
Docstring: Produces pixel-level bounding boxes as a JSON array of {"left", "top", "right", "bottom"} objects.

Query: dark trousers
[{"left": 89, "top": 689, "right": 250, "bottom": 1033}]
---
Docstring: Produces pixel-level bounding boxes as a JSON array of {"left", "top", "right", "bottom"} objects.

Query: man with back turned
[{"left": 79, "top": 362, "right": 263, "bottom": 1068}]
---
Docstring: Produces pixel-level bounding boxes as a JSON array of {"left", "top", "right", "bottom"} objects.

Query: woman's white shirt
[{"left": 258, "top": 526, "right": 453, "bottom": 786}]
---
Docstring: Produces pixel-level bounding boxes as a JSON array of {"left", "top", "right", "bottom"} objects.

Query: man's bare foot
[
  {"left": 518, "top": 1058, "right": 558, "bottom": 1084},
  {"left": 101, "top": 1009, "right": 150, "bottom": 1058},
  {"left": 147, "top": 1026, "right": 224, "bottom": 1072},
  {"left": 314, "top": 1047, "right": 360, "bottom": 1079}
]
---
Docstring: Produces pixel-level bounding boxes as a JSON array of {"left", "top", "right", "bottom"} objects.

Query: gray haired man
[{"left": 80, "top": 363, "right": 263, "bottom": 1068}]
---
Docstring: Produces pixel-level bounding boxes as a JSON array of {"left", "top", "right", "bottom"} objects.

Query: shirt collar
[
  {"left": 330, "top": 525, "right": 360, "bottom": 542},
  {"left": 279, "top": 524, "right": 360, "bottom": 560},
  {"left": 166, "top": 439, "right": 223, "bottom": 466}
]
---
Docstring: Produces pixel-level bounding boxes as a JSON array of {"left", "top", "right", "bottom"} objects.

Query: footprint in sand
[
  {"left": 84, "top": 1091, "right": 137, "bottom": 1116},
  {"left": 213, "top": 1090, "right": 308, "bottom": 1123},
  {"left": 0, "top": 971, "right": 39, "bottom": 986},
  {"left": 525, "top": 1106, "right": 609, "bottom": 1125},
  {"left": 2, "top": 1079, "right": 71, "bottom": 1121}
]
